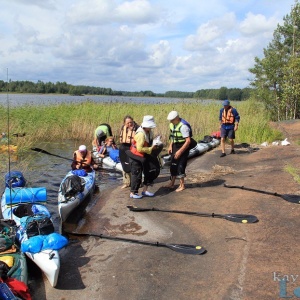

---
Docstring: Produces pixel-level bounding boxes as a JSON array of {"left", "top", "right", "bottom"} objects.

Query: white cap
[
  {"left": 79, "top": 145, "right": 87, "bottom": 151},
  {"left": 141, "top": 115, "right": 156, "bottom": 128},
  {"left": 167, "top": 111, "right": 179, "bottom": 121}
]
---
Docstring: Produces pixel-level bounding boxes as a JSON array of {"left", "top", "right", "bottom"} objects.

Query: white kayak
[
  {"left": 92, "top": 148, "right": 123, "bottom": 172},
  {"left": 161, "top": 137, "right": 220, "bottom": 167},
  {"left": 58, "top": 169, "right": 96, "bottom": 222},
  {"left": 1, "top": 186, "right": 61, "bottom": 288}
]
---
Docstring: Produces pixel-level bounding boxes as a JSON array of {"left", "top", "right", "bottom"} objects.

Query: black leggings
[{"left": 170, "top": 143, "right": 189, "bottom": 177}]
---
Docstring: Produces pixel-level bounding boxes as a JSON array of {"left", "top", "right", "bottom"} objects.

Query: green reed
[{"left": 0, "top": 98, "right": 282, "bottom": 150}]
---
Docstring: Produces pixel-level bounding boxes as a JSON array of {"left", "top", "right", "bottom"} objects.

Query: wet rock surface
[{"left": 31, "top": 121, "right": 300, "bottom": 300}]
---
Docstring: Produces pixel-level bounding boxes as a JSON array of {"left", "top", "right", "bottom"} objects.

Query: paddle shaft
[
  {"left": 224, "top": 184, "right": 281, "bottom": 197},
  {"left": 129, "top": 206, "right": 230, "bottom": 219},
  {"left": 65, "top": 231, "right": 206, "bottom": 255},
  {"left": 31, "top": 147, "right": 118, "bottom": 172}
]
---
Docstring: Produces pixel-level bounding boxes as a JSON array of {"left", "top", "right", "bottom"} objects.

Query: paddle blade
[
  {"left": 223, "top": 214, "right": 258, "bottom": 223},
  {"left": 163, "top": 243, "right": 207, "bottom": 255},
  {"left": 127, "top": 205, "right": 151, "bottom": 212},
  {"left": 281, "top": 194, "right": 300, "bottom": 204}
]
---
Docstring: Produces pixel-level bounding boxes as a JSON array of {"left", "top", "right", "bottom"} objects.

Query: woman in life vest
[
  {"left": 71, "top": 145, "right": 98, "bottom": 172},
  {"left": 119, "top": 115, "right": 139, "bottom": 189},
  {"left": 219, "top": 100, "right": 240, "bottom": 157},
  {"left": 126, "top": 115, "right": 159, "bottom": 199},
  {"left": 164, "top": 111, "right": 192, "bottom": 192}
]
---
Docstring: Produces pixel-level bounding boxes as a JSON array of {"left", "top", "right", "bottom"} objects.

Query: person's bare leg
[
  {"left": 164, "top": 176, "right": 176, "bottom": 188},
  {"left": 176, "top": 177, "right": 185, "bottom": 192},
  {"left": 221, "top": 137, "right": 226, "bottom": 153}
]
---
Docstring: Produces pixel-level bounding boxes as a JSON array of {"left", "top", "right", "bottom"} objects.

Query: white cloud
[{"left": 0, "top": 0, "right": 296, "bottom": 92}]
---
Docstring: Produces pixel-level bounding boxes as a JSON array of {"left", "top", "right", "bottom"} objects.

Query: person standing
[
  {"left": 92, "top": 123, "right": 113, "bottom": 151},
  {"left": 119, "top": 115, "right": 139, "bottom": 189},
  {"left": 71, "top": 145, "right": 98, "bottom": 173},
  {"left": 164, "top": 111, "right": 193, "bottom": 192},
  {"left": 219, "top": 100, "right": 240, "bottom": 157},
  {"left": 126, "top": 115, "right": 159, "bottom": 199}
]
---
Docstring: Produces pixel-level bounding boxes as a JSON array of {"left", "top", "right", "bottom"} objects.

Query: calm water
[
  {"left": 4, "top": 139, "right": 123, "bottom": 230},
  {"left": 0, "top": 93, "right": 211, "bottom": 107}
]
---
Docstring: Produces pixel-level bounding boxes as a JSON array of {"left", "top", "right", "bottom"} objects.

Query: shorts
[{"left": 221, "top": 127, "right": 235, "bottom": 139}]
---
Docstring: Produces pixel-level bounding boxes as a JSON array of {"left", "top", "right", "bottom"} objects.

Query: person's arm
[
  {"left": 71, "top": 153, "right": 77, "bottom": 170},
  {"left": 174, "top": 125, "right": 191, "bottom": 159},
  {"left": 233, "top": 108, "right": 240, "bottom": 131},
  {"left": 135, "top": 132, "right": 153, "bottom": 154}
]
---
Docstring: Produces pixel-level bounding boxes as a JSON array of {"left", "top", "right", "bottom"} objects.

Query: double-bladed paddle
[
  {"left": 127, "top": 205, "right": 258, "bottom": 223},
  {"left": 31, "top": 147, "right": 119, "bottom": 173},
  {"left": 224, "top": 183, "right": 300, "bottom": 204},
  {"left": 64, "top": 231, "right": 206, "bottom": 255}
]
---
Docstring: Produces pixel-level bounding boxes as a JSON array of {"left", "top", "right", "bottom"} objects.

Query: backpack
[
  {"left": 143, "top": 154, "right": 160, "bottom": 185},
  {"left": 25, "top": 215, "right": 55, "bottom": 238},
  {"left": 5, "top": 171, "right": 26, "bottom": 188},
  {"left": 109, "top": 149, "right": 120, "bottom": 163}
]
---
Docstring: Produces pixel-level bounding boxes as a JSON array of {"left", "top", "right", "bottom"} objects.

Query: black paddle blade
[
  {"left": 222, "top": 214, "right": 258, "bottom": 223},
  {"left": 280, "top": 194, "right": 300, "bottom": 204},
  {"left": 163, "top": 243, "right": 206, "bottom": 255}
]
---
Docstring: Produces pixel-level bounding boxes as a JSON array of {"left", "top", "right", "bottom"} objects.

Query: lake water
[{"left": 0, "top": 93, "right": 212, "bottom": 107}]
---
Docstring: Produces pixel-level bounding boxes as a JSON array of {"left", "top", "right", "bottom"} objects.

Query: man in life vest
[
  {"left": 71, "top": 145, "right": 98, "bottom": 172},
  {"left": 219, "top": 99, "right": 240, "bottom": 157},
  {"left": 92, "top": 123, "right": 113, "bottom": 151},
  {"left": 164, "top": 111, "right": 194, "bottom": 192},
  {"left": 126, "top": 115, "right": 160, "bottom": 199}
]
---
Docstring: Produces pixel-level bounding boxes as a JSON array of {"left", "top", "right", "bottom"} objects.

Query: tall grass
[{"left": 0, "top": 98, "right": 282, "bottom": 150}]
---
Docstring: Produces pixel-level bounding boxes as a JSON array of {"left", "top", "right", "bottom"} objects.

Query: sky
[{"left": 0, "top": 0, "right": 297, "bottom": 93}]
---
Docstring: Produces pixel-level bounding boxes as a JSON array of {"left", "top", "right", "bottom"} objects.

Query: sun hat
[
  {"left": 167, "top": 111, "right": 179, "bottom": 121},
  {"left": 79, "top": 145, "right": 87, "bottom": 152},
  {"left": 141, "top": 115, "right": 156, "bottom": 128},
  {"left": 222, "top": 100, "right": 230, "bottom": 106}
]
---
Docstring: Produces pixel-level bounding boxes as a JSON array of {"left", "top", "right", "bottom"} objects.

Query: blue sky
[{"left": 0, "top": 0, "right": 296, "bottom": 93}]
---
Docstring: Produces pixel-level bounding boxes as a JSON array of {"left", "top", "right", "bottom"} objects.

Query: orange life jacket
[
  {"left": 74, "top": 150, "right": 92, "bottom": 169},
  {"left": 221, "top": 107, "right": 235, "bottom": 124},
  {"left": 120, "top": 124, "right": 137, "bottom": 144},
  {"left": 130, "top": 139, "right": 149, "bottom": 157}
]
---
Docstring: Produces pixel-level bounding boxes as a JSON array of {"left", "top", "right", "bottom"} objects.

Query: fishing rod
[{"left": 127, "top": 206, "right": 258, "bottom": 224}]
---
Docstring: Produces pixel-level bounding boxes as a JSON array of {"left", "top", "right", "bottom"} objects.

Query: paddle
[
  {"left": 31, "top": 147, "right": 118, "bottom": 173},
  {"left": 224, "top": 183, "right": 300, "bottom": 204},
  {"left": 127, "top": 205, "right": 258, "bottom": 223},
  {"left": 64, "top": 230, "right": 206, "bottom": 255}
]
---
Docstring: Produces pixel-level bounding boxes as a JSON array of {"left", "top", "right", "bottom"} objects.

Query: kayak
[
  {"left": 1, "top": 171, "right": 61, "bottom": 288},
  {"left": 92, "top": 147, "right": 123, "bottom": 172},
  {"left": 58, "top": 169, "right": 96, "bottom": 222},
  {"left": 161, "top": 137, "right": 220, "bottom": 167}
]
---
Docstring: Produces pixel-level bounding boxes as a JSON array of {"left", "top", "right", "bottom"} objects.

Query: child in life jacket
[{"left": 98, "top": 136, "right": 118, "bottom": 158}]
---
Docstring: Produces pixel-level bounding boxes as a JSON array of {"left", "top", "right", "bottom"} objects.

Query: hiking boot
[
  {"left": 220, "top": 153, "right": 226, "bottom": 157},
  {"left": 230, "top": 149, "right": 235, "bottom": 154}
]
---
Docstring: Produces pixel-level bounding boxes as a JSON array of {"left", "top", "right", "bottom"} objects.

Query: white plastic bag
[{"left": 153, "top": 135, "right": 163, "bottom": 146}]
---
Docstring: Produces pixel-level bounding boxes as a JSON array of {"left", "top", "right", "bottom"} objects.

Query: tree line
[
  {"left": 0, "top": 79, "right": 251, "bottom": 101},
  {"left": 249, "top": 0, "right": 300, "bottom": 121}
]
